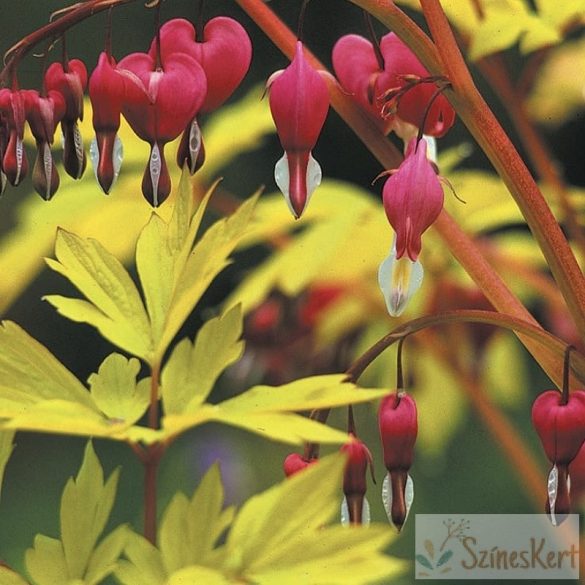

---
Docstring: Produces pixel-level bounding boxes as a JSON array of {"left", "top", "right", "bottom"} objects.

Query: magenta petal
[
  {"left": 269, "top": 41, "right": 329, "bottom": 151},
  {"left": 382, "top": 138, "right": 444, "bottom": 261}
]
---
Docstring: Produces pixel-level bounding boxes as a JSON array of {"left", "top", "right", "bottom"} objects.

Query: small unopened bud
[{"left": 341, "top": 436, "right": 373, "bottom": 525}]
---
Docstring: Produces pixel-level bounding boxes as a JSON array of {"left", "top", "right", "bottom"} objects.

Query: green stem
[{"left": 345, "top": 309, "right": 585, "bottom": 384}]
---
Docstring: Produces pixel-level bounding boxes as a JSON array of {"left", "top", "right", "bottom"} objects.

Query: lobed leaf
[
  {"left": 25, "top": 535, "right": 68, "bottom": 585},
  {"left": 44, "top": 229, "right": 151, "bottom": 359},
  {"left": 114, "top": 532, "right": 166, "bottom": 585},
  {"left": 165, "top": 566, "right": 231, "bottom": 585},
  {"left": 88, "top": 353, "right": 150, "bottom": 425},
  {"left": 161, "top": 305, "right": 244, "bottom": 415}
]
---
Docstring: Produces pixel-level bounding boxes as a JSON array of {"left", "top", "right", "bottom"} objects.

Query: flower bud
[
  {"left": 378, "top": 392, "right": 417, "bottom": 530},
  {"left": 532, "top": 389, "right": 585, "bottom": 524},
  {"left": 283, "top": 453, "right": 315, "bottom": 477},
  {"left": 341, "top": 436, "right": 373, "bottom": 525},
  {"left": 268, "top": 41, "right": 329, "bottom": 218},
  {"left": 45, "top": 59, "right": 88, "bottom": 179},
  {"left": 0, "top": 88, "right": 28, "bottom": 186}
]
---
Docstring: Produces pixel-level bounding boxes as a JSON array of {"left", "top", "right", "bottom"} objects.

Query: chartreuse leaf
[
  {"left": 88, "top": 353, "right": 150, "bottom": 425},
  {"left": 0, "top": 567, "right": 30, "bottom": 585},
  {"left": 219, "top": 453, "right": 405, "bottom": 584},
  {"left": 161, "top": 305, "right": 244, "bottom": 415},
  {"left": 159, "top": 464, "right": 235, "bottom": 573},
  {"left": 114, "top": 532, "right": 166, "bottom": 585},
  {"left": 0, "top": 321, "right": 94, "bottom": 416},
  {"left": 156, "top": 194, "right": 258, "bottom": 358},
  {"left": 0, "top": 431, "right": 15, "bottom": 501},
  {"left": 166, "top": 567, "right": 231, "bottom": 585},
  {"left": 44, "top": 229, "right": 151, "bottom": 359},
  {"left": 162, "top": 375, "right": 387, "bottom": 445},
  {"left": 26, "top": 443, "right": 126, "bottom": 585}
]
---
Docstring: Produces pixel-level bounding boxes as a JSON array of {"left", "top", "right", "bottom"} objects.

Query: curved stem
[
  {"left": 345, "top": 309, "right": 585, "bottom": 384},
  {"left": 347, "top": 0, "right": 585, "bottom": 344}
]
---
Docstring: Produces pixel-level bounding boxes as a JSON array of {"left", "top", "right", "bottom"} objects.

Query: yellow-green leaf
[
  {"left": 85, "top": 524, "right": 131, "bottom": 585},
  {"left": 44, "top": 229, "right": 151, "bottom": 359},
  {"left": 25, "top": 535, "right": 68, "bottom": 585},
  {"left": 115, "top": 532, "right": 166, "bottom": 585},
  {"left": 89, "top": 353, "right": 150, "bottom": 425},
  {"left": 217, "top": 375, "right": 385, "bottom": 413},
  {"left": 0, "top": 321, "right": 94, "bottom": 415},
  {"left": 219, "top": 453, "right": 403, "bottom": 585},
  {"left": 0, "top": 567, "right": 30, "bottom": 585},
  {"left": 161, "top": 306, "right": 244, "bottom": 415},
  {"left": 165, "top": 566, "right": 231, "bottom": 585},
  {"left": 159, "top": 464, "right": 234, "bottom": 573},
  {"left": 159, "top": 194, "right": 258, "bottom": 355},
  {"left": 60, "top": 442, "right": 120, "bottom": 579},
  {"left": 0, "top": 431, "right": 15, "bottom": 501}
]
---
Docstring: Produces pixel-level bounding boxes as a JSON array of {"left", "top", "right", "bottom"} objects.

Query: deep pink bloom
[
  {"left": 382, "top": 138, "right": 444, "bottom": 261},
  {"left": 268, "top": 41, "right": 329, "bottom": 218},
  {"left": 88, "top": 52, "right": 126, "bottom": 193},
  {"left": 532, "top": 389, "right": 585, "bottom": 523},
  {"left": 331, "top": 34, "right": 391, "bottom": 132},
  {"left": 341, "top": 436, "right": 373, "bottom": 524},
  {"left": 45, "top": 59, "right": 88, "bottom": 179},
  {"left": 0, "top": 88, "right": 28, "bottom": 186},
  {"left": 333, "top": 33, "right": 455, "bottom": 137},
  {"left": 378, "top": 392, "right": 417, "bottom": 530},
  {"left": 117, "top": 51, "right": 206, "bottom": 206},
  {"left": 24, "top": 89, "right": 66, "bottom": 200},
  {"left": 283, "top": 453, "right": 315, "bottom": 477},
  {"left": 149, "top": 17, "right": 252, "bottom": 174}
]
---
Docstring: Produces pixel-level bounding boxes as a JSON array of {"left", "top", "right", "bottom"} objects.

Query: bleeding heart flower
[
  {"left": 0, "top": 88, "right": 28, "bottom": 186},
  {"left": 88, "top": 52, "right": 126, "bottom": 194},
  {"left": 382, "top": 137, "right": 444, "bottom": 262},
  {"left": 24, "top": 89, "right": 66, "bottom": 200},
  {"left": 332, "top": 34, "right": 391, "bottom": 133},
  {"left": 341, "top": 436, "right": 374, "bottom": 525},
  {"left": 117, "top": 50, "right": 206, "bottom": 205},
  {"left": 378, "top": 391, "right": 417, "bottom": 531},
  {"left": 268, "top": 41, "right": 329, "bottom": 219},
  {"left": 150, "top": 17, "right": 252, "bottom": 174},
  {"left": 532, "top": 389, "right": 585, "bottom": 524},
  {"left": 333, "top": 32, "right": 455, "bottom": 137},
  {"left": 44, "top": 59, "right": 88, "bottom": 179}
]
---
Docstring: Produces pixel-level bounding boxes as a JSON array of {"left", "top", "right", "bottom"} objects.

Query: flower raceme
[
  {"left": 332, "top": 32, "right": 455, "bottom": 137},
  {"left": 532, "top": 389, "right": 585, "bottom": 524},
  {"left": 268, "top": 41, "right": 330, "bottom": 219},
  {"left": 378, "top": 392, "right": 417, "bottom": 531},
  {"left": 148, "top": 17, "right": 252, "bottom": 174}
]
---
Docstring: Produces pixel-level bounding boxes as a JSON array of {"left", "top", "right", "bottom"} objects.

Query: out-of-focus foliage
[
  {"left": 25, "top": 443, "right": 129, "bottom": 585},
  {"left": 0, "top": 431, "right": 14, "bottom": 502},
  {"left": 527, "top": 36, "right": 585, "bottom": 126},
  {"left": 116, "top": 454, "right": 406, "bottom": 585},
  {"left": 397, "top": 0, "right": 585, "bottom": 59}
]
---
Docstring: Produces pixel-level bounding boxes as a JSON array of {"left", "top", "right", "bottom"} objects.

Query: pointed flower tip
[{"left": 275, "top": 151, "right": 322, "bottom": 218}]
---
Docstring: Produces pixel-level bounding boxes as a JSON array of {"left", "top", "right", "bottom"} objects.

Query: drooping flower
[
  {"left": 24, "top": 89, "right": 66, "bottom": 200},
  {"left": 88, "top": 51, "right": 126, "bottom": 194},
  {"left": 532, "top": 389, "right": 585, "bottom": 524},
  {"left": 149, "top": 17, "right": 252, "bottom": 174},
  {"left": 44, "top": 58, "right": 88, "bottom": 179},
  {"left": 333, "top": 32, "right": 455, "bottom": 137},
  {"left": 117, "top": 50, "right": 206, "bottom": 205},
  {"left": 268, "top": 41, "right": 330, "bottom": 219},
  {"left": 0, "top": 117, "right": 7, "bottom": 194},
  {"left": 382, "top": 137, "right": 444, "bottom": 262},
  {"left": 0, "top": 88, "right": 28, "bottom": 186},
  {"left": 378, "top": 391, "right": 417, "bottom": 531},
  {"left": 341, "top": 436, "right": 373, "bottom": 525}
]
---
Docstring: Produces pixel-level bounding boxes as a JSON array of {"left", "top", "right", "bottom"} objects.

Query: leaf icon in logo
[
  {"left": 424, "top": 539, "right": 435, "bottom": 559},
  {"left": 437, "top": 550, "right": 453, "bottom": 567},
  {"left": 416, "top": 554, "right": 434, "bottom": 570}
]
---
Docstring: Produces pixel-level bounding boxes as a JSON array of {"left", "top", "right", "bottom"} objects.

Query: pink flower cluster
[{"left": 0, "top": 15, "right": 252, "bottom": 206}]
